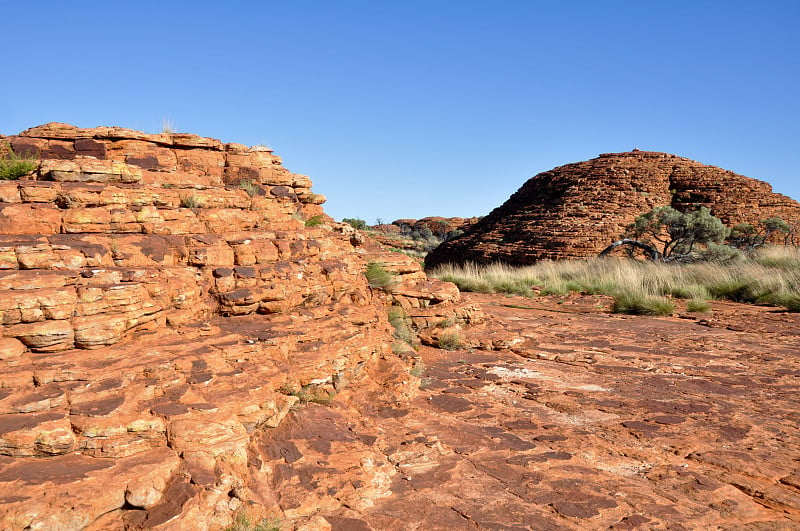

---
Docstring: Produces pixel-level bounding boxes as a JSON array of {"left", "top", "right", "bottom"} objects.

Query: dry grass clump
[
  {"left": 365, "top": 261, "right": 395, "bottom": 291},
  {"left": 438, "top": 329, "right": 466, "bottom": 350},
  {"left": 429, "top": 246, "right": 800, "bottom": 313}
]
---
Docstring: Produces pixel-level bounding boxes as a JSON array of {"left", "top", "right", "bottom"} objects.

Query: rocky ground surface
[{"left": 277, "top": 293, "right": 800, "bottom": 530}]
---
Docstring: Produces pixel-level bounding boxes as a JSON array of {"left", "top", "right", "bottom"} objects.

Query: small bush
[
  {"left": 772, "top": 293, "right": 800, "bottom": 312},
  {"left": 225, "top": 512, "right": 280, "bottom": 531},
  {"left": 0, "top": 144, "right": 38, "bottom": 180},
  {"left": 343, "top": 218, "right": 368, "bottom": 230},
  {"left": 304, "top": 215, "right": 324, "bottom": 227},
  {"left": 438, "top": 329, "right": 465, "bottom": 350},
  {"left": 686, "top": 299, "right": 711, "bottom": 312},
  {"left": 409, "top": 359, "right": 425, "bottom": 377},
  {"left": 239, "top": 180, "right": 262, "bottom": 197},
  {"left": 708, "top": 280, "right": 772, "bottom": 304},
  {"left": 612, "top": 292, "right": 674, "bottom": 316},
  {"left": 180, "top": 195, "right": 202, "bottom": 208},
  {"left": 365, "top": 262, "right": 395, "bottom": 291},
  {"left": 387, "top": 306, "right": 415, "bottom": 344}
]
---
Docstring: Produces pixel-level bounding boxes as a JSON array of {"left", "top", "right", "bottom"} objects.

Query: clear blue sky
[{"left": 2, "top": 1, "right": 798, "bottom": 223}]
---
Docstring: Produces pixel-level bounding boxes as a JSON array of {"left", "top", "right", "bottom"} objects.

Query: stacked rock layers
[
  {"left": 0, "top": 123, "right": 456, "bottom": 530},
  {"left": 426, "top": 150, "right": 800, "bottom": 267}
]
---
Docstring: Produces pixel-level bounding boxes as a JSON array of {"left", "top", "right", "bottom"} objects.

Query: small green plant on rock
[
  {"left": 342, "top": 218, "right": 368, "bottom": 230},
  {"left": 180, "top": 195, "right": 202, "bottom": 208},
  {"left": 686, "top": 299, "right": 711, "bottom": 313},
  {"left": 225, "top": 512, "right": 280, "bottom": 531},
  {"left": 239, "top": 180, "right": 262, "bottom": 197},
  {"left": 365, "top": 261, "right": 395, "bottom": 291},
  {"left": 387, "top": 306, "right": 415, "bottom": 344},
  {"left": 612, "top": 291, "right": 674, "bottom": 316},
  {"left": 304, "top": 215, "right": 324, "bottom": 227},
  {"left": 0, "top": 143, "right": 38, "bottom": 180},
  {"left": 438, "top": 329, "right": 465, "bottom": 350}
]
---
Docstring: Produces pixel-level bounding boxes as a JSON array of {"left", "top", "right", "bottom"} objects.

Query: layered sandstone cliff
[
  {"left": 0, "top": 123, "right": 459, "bottom": 530},
  {"left": 426, "top": 150, "right": 800, "bottom": 267}
]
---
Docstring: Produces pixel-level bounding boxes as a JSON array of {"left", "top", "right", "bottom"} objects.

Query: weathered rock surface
[
  {"left": 260, "top": 293, "right": 800, "bottom": 529},
  {"left": 426, "top": 150, "right": 800, "bottom": 266},
  {"left": 0, "top": 124, "right": 463, "bottom": 530}
]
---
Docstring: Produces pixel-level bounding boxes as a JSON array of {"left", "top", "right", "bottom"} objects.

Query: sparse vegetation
[
  {"left": 225, "top": 512, "right": 280, "bottom": 531},
  {"left": 161, "top": 117, "right": 176, "bottom": 134},
  {"left": 0, "top": 143, "right": 38, "bottom": 180},
  {"left": 365, "top": 261, "right": 395, "bottom": 291},
  {"left": 180, "top": 195, "right": 202, "bottom": 208},
  {"left": 280, "top": 383, "right": 335, "bottom": 405},
  {"left": 438, "top": 329, "right": 465, "bottom": 350},
  {"left": 686, "top": 299, "right": 711, "bottom": 312},
  {"left": 611, "top": 291, "right": 675, "bottom": 316},
  {"left": 239, "top": 180, "right": 262, "bottom": 197},
  {"left": 343, "top": 218, "right": 368, "bottom": 230},
  {"left": 430, "top": 246, "right": 800, "bottom": 313},
  {"left": 387, "top": 306, "right": 415, "bottom": 344},
  {"left": 304, "top": 215, "right": 324, "bottom": 227}
]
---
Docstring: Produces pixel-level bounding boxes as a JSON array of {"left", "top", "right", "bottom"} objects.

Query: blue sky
[{"left": 2, "top": 1, "right": 798, "bottom": 223}]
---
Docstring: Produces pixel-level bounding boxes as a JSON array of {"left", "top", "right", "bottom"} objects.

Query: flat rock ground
[{"left": 276, "top": 293, "right": 800, "bottom": 530}]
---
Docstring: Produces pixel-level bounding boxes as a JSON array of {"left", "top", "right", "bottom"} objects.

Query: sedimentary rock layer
[
  {"left": 0, "top": 123, "right": 460, "bottom": 529},
  {"left": 426, "top": 150, "right": 800, "bottom": 267}
]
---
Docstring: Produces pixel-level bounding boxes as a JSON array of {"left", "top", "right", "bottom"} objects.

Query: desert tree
[{"left": 600, "top": 206, "right": 730, "bottom": 262}]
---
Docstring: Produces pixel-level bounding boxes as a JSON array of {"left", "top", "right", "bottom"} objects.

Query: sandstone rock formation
[
  {"left": 426, "top": 150, "right": 800, "bottom": 267},
  {"left": 0, "top": 123, "right": 461, "bottom": 530}
]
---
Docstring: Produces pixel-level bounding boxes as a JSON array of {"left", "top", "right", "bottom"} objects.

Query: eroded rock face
[
  {"left": 254, "top": 293, "right": 800, "bottom": 529},
  {"left": 426, "top": 150, "right": 800, "bottom": 267},
  {"left": 0, "top": 123, "right": 461, "bottom": 530}
]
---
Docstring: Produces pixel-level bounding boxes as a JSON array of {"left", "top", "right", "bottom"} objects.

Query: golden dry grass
[{"left": 430, "top": 246, "right": 800, "bottom": 313}]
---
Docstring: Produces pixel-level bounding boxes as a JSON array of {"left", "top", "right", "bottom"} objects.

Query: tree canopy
[{"left": 601, "top": 206, "right": 730, "bottom": 261}]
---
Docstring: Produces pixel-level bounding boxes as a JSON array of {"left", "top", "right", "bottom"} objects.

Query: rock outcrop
[
  {"left": 0, "top": 123, "right": 460, "bottom": 529},
  {"left": 425, "top": 150, "right": 800, "bottom": 267}
]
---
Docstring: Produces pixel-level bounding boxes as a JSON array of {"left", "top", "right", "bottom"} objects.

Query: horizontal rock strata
[
  {"left": 426, "top": 150, "right": 800, "bottom": 267},
  {"left": 0, "top": 123, "right": 460, "bottom": 530}
]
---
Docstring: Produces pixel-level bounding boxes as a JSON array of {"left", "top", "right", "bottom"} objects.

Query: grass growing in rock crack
[
  {"left": 365, "top": 261, "right": 395, "bottom": 291},
  {"left": 180, "top": 195, "right": 202, "bottom": 208},
  {"left": 438, "top": 329, "right": 466, "bottom": 350},
  {"left": 0, "top": 143, "right": 38, "bottom": 180},
  {"left": 225, "top": 512, "right": 280, "bottom": 531},
  {"left": 429, "top": 246, "right": 800, "bottom": 313},
  {"left": 387, "top": 306, "right": 415, "bottom": 344}
]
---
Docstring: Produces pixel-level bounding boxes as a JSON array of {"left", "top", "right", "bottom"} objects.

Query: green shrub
[
  {"left": 772, "top": 293, "right": 800, "bottom": 312},
  {"left": 686, "top": 299, "right": 711, "bottom": 312},
  {"left": 0, "top": 144, "right": 38, "bottom": 180},
  {"left": 365, "top": 262, "right": 395, "bottom": 291},
  {"left": 708, "top": 280, "right": 772, "bottom": 304},
  {"left": 409, "top": 359, "right": 425, "bottom": 377},
  {"left": 180, "top": 195, "right": 202, "bottom": 208},
  {"left": 342, "top": 218, "right": 368, "bottom": 230},
  {"left": 438, "top": 329, "right": 465, "bottom": 350},
  {"left": 239, "top": 180, "right": 262, "bottom": 197},
  {"left": 612, "top": 292, "right": 674, "bottom": 316},
  {"left": 304, "top": 215, "right": 324, "bottom": 227},
  {"left": 387, "top": 306, "right": 415, "bottom": 344},
  {"left": 225, "top": 512, "right": 280, "bottom": 531}
]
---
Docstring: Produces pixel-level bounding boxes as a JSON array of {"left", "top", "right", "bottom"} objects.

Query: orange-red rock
[
  {"left": 0, "top": 123, "right": 463, "bottom": 530},
  {"left": 426, "top": 150, "right": 800, "bottom": 266}
]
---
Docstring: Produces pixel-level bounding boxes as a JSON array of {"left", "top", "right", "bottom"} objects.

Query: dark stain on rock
[{"left": 70, "top": 395, "right": 124, "bottom": 417}]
